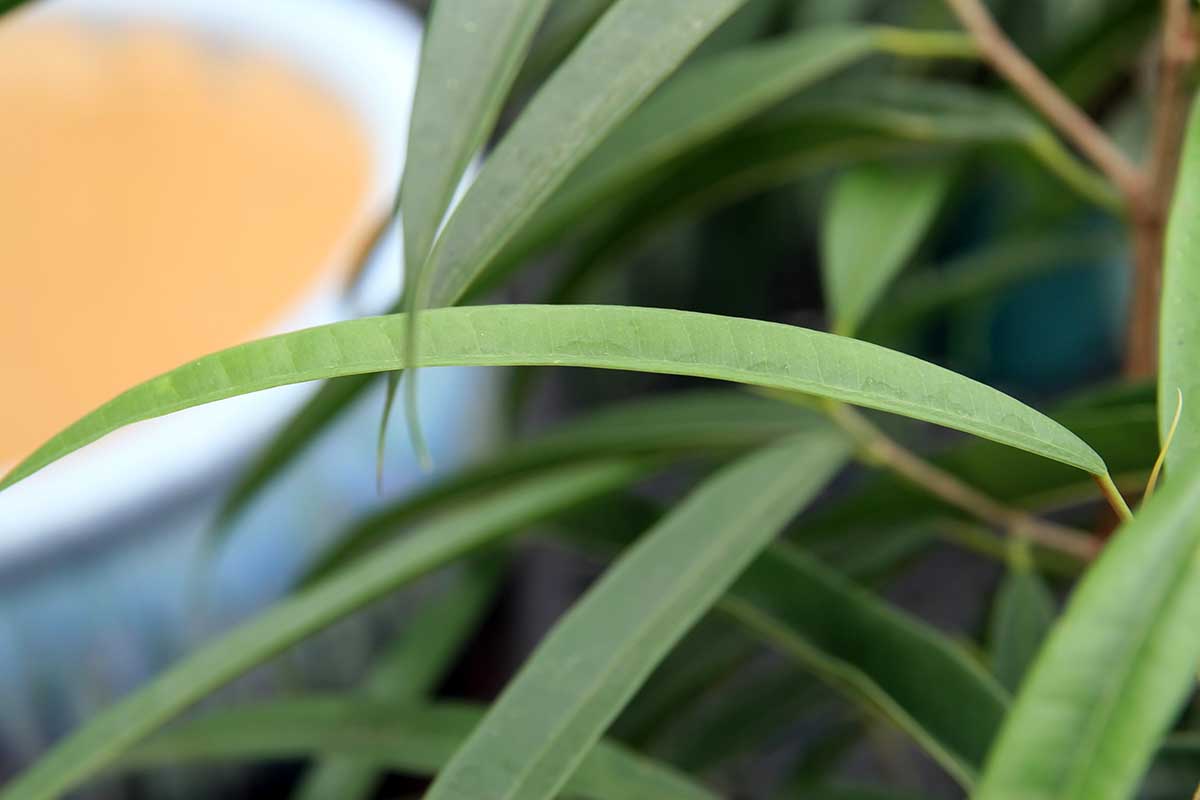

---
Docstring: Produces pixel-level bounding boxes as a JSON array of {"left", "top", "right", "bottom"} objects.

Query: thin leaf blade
[
  {"left": 117, "top": 699, "right": 716, "bottom": 800},
  {"left": 0, "top": 461, "right": 645, "bottom": 800},
  {"left": 1, "top": 305, "right": 1107, "bottom": 493},
  {"left": 425, "top": 434, "right": 850, "bottom": 799}
]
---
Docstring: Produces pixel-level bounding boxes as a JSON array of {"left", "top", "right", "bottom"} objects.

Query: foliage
[{"left": 3, "top": 0, "right": 1200, "bottom": 798}]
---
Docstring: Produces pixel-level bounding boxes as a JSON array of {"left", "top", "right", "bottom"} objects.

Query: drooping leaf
[
  {"left": 116, "top": 700, "right": 716, "bottom": 800},
  {"left": 822, "top": 159, "right": 956, "bottom": 336},
  {"left": 293, "top": 559, "right": 504, "bottom": 800},
  {"left": 1158, "top": 97, "right": 1200, "bottom": 474},
  {"left": 988, "top": 564, "right": 1056, "bottom": 693},
  {"left": 0, "top": 461, "right": 645, "bottom": 800},
  {"left": 304, "top": 389, "right": 826, "bottom": 583},
  {"left": 975, "top": 454, "right": 1200, "bottom": 800},
  {"left": 1, "top": 305, "right": 1108, "bottom": 493},
  {"left": 724, "top": 543, "right": 1009, "bottom": 789},
  {"left": 425, "top": 435, "right": 849, "bottom": 800}
]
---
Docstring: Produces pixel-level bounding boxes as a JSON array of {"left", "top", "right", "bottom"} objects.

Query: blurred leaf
[
  {"left": 293, "top": 559, "right": 504, "bottom": 800},
  {"left": 213, "top": 373, "right": 377, "bottom": 532},
  {"left": 413, "top": 0, "right": 749, "bottom": 317},
  {"left": 656, "top": 665, "right": 822, "bottom": 771},
  {"left": 822, "top": 159, "right": 956, "bottom": 335},
  {"left": 862, "top": 230, "right": 1128, "bottom": 341},
  {"left": 725, "top": 543, "right": 1009, "bottom": 789},
  {"left": 1142, "top": 734, "right": 1200, "bottom": 800},
  {"left": 1159, "top": 99, "right": 1200, "bottom": 474},
  {"left": 783, "top": 786, "right": 935, "bottom": 800},
  {"left": 487, "top": 27, "right": 953, "bottom": 283},
  {"left": 0, "top": 461, "right": 645, "bottom": 800},
  {"left": 1045, "top": 0, "right": 1157, "bottom": 104},
  {"left": 425, "top": 435, "right": 849, "bottom": 799},
  {"left": 304, "top": 389, "right": 825, "bottom": 583},
  {"left": 510, "top": 0, "right": 616, "bottom": 100},
  {"left": 988, "top": 565, "right": 1056, "bottom": 693},
  {"left": 975, "top": 455, "right": 1200, "bottom": 800},
  {"left": 118, "top": 700, "right": 716, "bottom": 800},
  {"left": 401, "top": 0, "right": 552, "bottom": 277},
  {"left": 0, "top": 305, "right": 1109, "bottom": 493}
]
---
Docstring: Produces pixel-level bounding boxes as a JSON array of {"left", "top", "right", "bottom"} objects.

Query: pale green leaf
[
  {"left": 117, "top": 699, "right": 716, "bottom": 800},
  {"left": 293, "top": 559, "right": 504, "bottom": 800},
  {"left": 823, "top": 159, "right": 956, "bottom": 335},
  {"left": 1159, "top": 97, "right": 1200, "bottom": 474},
  {"left": 425, "top": 435, "right": 849, "bottom": 800},
  {"left": 975, "top": 454, "right": 1200, "bottom": 800},
  {"left": 1, "top": 305, "right": 1107, "bottom": 493},
  {"left": 0, "top": 461, "right": 645, "bottom": 800}
]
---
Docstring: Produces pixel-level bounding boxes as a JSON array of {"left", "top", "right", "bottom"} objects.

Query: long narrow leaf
[
  {"left": 723, "top": 543, "right": 1009, "bottom": 788},
  {"left": 414, "top": 0, "right": 750, "bottom": 320},
  {"left": 117, "top": 699, "right": 715, "bottom": 800},
  {"left": 0, "top": 461, "right": 645, "bottom": 800},
  {"left": 1, "top": 305, "right": 1107, "bottom": 493},
  {"left": 1159, "top": 97, "right": 1200, "bottom": 473},
  {"left": 400, "top": 0, "right": 552, "bottom": 277},
  {"left": 975, "top": 454, "right": 1200, "bottom": 800},
  {"left": 822, "top": 160, "right": 956, "bottom": 336},
  {"left": 425, "top": 434, "right": 850, "bottom": 800},
  {"left": 293, "top": 559, "right": 504, "bottom": 800},
  {"left": 304, "top": 389, "right": 825, "bottom": 583}
]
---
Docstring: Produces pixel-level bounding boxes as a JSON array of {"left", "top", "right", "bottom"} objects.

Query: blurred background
[{"left": 0, "top": 0, "right": 1154, "bottom": 797}]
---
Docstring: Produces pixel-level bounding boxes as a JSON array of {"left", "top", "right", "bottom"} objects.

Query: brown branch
[
  {"left": 825, "top": 403, "right": 1102, "bottom": 562},
  {"left": 944, "top": 0, "right": 1146, "bottom": 204},
  {"left": 1126, "top": 0, "right": 1197, "bottom": 377}
]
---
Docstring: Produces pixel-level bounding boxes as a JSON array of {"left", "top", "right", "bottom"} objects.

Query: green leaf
[
  {"left": 425, "top": 435, "right": 849, "bottom": 800},
  {"left": 116, "top": 699, "right": 716, "bottom": 800},
  {"left": 724, "top": 543, "right": 1009, "bottom": 788},
  {"left": 862, "top": 230, "right": 1128, "bottom": 342},
  {"left": 304, "top": 389, "right": 825, "bottom": 583},
  {"left": 1, "top": 304, "right": 1108, "bottom": 493},
  {"left": 0, "top": 460, "right": 644, "bottom": 800},
  {"left": 975, "top": 455, "right": 1200, "bottom": 800},
  {"left": 400, "top": 0, "right": 552, "bottom": 278},
  {"left": 213, "top": 373, "right": 376, "bottom": 531},
  {"left": 1159, "top": 97, "right": 1200, "bottom": 474},
  {"left": 822, "top": 159, "right": 956, "bottom": 336},
  {"left": 398, "top": 0, "right": 554, "bottom": 461},
  {"left": 492, "top": 26, "right": 880, "bottom": 276},
  {"left": 510, "top": 0, "right": 616, "bottom": 100},
  {"left": 988, "top": 565, "right": 1056, "bottom": 693},
  {"left": 293, "top": 559, "right": 504, "bottom": 800},
  {"left": 415, "top": 0, "right": 750, "bottom": 317}
]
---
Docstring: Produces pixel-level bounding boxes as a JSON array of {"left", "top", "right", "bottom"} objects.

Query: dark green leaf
[
  {"left": 988, "top": 565, "right": 1056, "bottom": 693},
  {"left": 118, "top": 699, "right": 716, "bottom": 800},
  {"left": 425, "top": 435, "right": 849, "bottom": 799}
]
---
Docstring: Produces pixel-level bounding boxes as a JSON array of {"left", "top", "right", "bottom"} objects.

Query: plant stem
[
  {"left": 1126, "top": 0, "right": 1197, "bottom": 376},
  {"left": 943, "top": 0, "right": 1145, "bottom": 204},
  {"left": 824, "top": 402, "right": 1101, "bottom": 562},
  {"left": 1094, "top": 473, "right": 1135, "bottom": 522}
]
